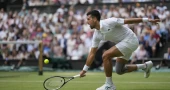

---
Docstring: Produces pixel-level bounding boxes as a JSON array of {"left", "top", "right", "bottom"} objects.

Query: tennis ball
[{"left": 44, "top": 59, "right": 49, "bottom": 64}]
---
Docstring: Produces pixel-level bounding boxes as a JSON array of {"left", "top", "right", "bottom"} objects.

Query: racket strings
[{"left": 45, "top": 77, "right": 64, "bottom": 90}]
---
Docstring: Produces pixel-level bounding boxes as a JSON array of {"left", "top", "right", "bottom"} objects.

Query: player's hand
[
  {"left": 149, "top": 19, "right": 160, "bottom": 24},
  {"left": 79, "top": 70, "right": 86, "bottom": 77}
]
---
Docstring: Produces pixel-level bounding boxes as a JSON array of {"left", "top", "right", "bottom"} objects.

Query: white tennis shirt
[{"left": 91, "top": 18, "right": 136, "bottom": 48}]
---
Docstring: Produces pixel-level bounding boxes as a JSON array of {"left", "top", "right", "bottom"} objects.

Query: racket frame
[{"left": 43, "top": 74, "right": 80, "bottom": 90}]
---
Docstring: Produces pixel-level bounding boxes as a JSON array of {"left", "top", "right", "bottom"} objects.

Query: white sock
[
  {"left": 137, "top": 64, "right": 146, "bottom": 69},
  {"left": 105, "top": 77, "right": 113, "bottom": 85}
]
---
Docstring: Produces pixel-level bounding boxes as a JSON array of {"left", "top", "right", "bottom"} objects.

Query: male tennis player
[{"left": 79, "top": 10, "right": 160, "bottom": 90}]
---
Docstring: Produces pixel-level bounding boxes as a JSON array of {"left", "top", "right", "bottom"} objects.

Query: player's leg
[
  {"left": 115, "top": 57, "right": 153, "bottom": 78},
  {"left": 96, "top": 43, "right": 153, "bottom": 90},
  {"left": 115, "top": 58, "right": 140, "bottom": 74},
  {"left": 101, "top": 45, "right": 150, "bottom": 83},
  {"left": 96, "top": 46, "right": 123, "bottom": 90},
  {"left": 102, "top": 46, "right": 123, "bottom": 77},
  {"left": 93, "top": 41, "right": 115, "bottom": 70},
  {"left": 114, "top": 37, "right": 153, "bottom": 78}
]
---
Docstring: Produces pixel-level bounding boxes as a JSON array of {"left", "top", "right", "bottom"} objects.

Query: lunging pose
[{"left": 79, "top": 10, "right": 160, "bottom": 90}]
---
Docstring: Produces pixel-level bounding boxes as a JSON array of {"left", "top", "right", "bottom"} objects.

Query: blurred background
[
  {"left": 0, "top": 0, "right": 170, "bottom": 90},
  {"left": 0, "top": 0, "right": 170, "bottom": 72}
]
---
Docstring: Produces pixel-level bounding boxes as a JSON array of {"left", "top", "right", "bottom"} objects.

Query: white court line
[{"left": 0, "top": 80, "right": 169, "bottom": 84}]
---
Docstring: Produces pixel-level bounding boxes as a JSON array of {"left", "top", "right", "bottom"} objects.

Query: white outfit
[{"left": 91, "top": 18, "right": 139, "bottom": 60}]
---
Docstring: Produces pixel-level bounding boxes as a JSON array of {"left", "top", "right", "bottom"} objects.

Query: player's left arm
[
  {"left": 124, "top": 18, "right": 160, "bottom": 24},
  {"left": 106, "top": 17, "right": 160, "bottom": 26}
]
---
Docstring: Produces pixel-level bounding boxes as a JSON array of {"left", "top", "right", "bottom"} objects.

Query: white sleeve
[
  {"left": 104, "top": 18, "right": 124, "bottom": 26},
  {"left": 91, "top": 30, "right": 100, "bottom": 48}
]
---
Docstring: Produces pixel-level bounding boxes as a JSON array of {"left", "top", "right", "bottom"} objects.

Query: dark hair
[{"left": 87, "top": 10, "right": 101, "bottom": 21}]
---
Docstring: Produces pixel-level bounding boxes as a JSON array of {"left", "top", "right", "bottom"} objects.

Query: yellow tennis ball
[{"left": 44, "top": 59, "right": 49, "bottom": 64}]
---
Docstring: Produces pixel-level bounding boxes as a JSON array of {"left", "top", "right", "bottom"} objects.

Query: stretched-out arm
[
  {"left": 83, "top": 47, "right": 98, "bottom": 69},
  {"left": 124, "top": 18, "right": 160, "bottom": 24},
  {"left": 79, "top": 47, "right": 98, "bottom": 77},
  {"left": 104, "top": 17, "right": 160, "bottom": 26}
]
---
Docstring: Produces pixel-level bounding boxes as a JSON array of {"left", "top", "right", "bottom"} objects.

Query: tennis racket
[{"left": 43, "top": 74, "right": 80, "bottom": 90}]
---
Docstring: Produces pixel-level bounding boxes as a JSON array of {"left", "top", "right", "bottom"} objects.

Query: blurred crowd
[
  {"left": 23, "top": 0, "right": 163, "bottom": 7},
  {"left": 0, "top": 2, "right": 170, "bottom": 64},
  {"left": 23, "top": 0, "right": 99, "bottom": 7}
]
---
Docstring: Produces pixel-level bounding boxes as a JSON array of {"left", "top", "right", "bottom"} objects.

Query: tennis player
[{"left": 79, "top": 10, "right": 160, "bottom": 90}]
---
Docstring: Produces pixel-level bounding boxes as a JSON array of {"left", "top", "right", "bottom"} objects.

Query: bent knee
[
  {"left": 115, "top": 68, "right": 124, "bottom": 75},
  {"left": 102, "top": 51, "right": 111, "bottom": 60}
]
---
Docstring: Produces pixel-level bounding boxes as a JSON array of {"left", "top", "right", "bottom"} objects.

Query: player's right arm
[
  {"left": 85, "top": 47, "right": 98, "bottom": 67},
  {"left": 80, "top": 30, "right": 100, "bottom": 77},
  {"left": 80, "top": 47, "right": 97, "bottom": 77},
  {"left": 79, "top": 47, "right": 98, "bottom": 77}
]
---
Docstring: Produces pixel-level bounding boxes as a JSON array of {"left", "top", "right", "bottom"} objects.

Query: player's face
[{"left": 87, "top": 15, "right": 96, "bottom": 29}]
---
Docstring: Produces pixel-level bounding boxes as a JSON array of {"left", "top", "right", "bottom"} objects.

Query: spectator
[
  {"left": 12, "top": 51, "right": 29, "bottom": 69},
  {"left": 156, "top": 47, "right": 170, "bottom": 69},
  {"left": 67, "top": 35, "right": 76, "bottom": 57},
  {"left": 78, "top": 0, "right": 87, "bottom": 4},
  {"left": 144, "top": 41, "right": 153, "bottom": 58},
  {"left": 139, "top": 35, "right": 146, "bottom": 45},
  {"left": 70, "top": 44, "right": 83, "bottom": 60},
  {"left": 22, "top": 0, "right": 29, "bottom": 9},
  {"left": 163, "top": 47, "right": 170, "bottom": 59},
  {"left": 59, "top": 32, "right": 67, "bottom": 56},
  {"left": 148, "top": 33, "right": 157, "bottom": 57},
  {"left": 156, "top": 3, "right": 167, "bottom": 14},
  {"left": 0, "top": 2, "right": 170, "bottom": 70},
  {"left": 56, "top": 5, "right": 66, "bottom": 16},
  {"left": 50, "top": 43, "right": 64, "bottom": 58}
]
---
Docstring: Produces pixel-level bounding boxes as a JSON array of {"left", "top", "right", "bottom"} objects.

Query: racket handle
[{"left": 73, "top": 74, "right": 80, "bottom": 78}]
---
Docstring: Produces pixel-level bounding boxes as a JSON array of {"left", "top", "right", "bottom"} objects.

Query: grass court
[{"left": 0, "top": 71, "right": 170, "bottom": 90}]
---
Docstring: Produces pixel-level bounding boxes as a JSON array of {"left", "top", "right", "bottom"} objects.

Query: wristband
[
  {"left": 83, "top": 65, "right": 89, "bottom": 71},
  {"left": 142, "top": 18, "right": 148, "bottom": 22}
]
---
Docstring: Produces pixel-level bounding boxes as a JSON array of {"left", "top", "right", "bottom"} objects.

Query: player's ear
[
  {"left": 91, "top": 16, "right": 96, "bottom": 21},
  {"left": 93, "top": 17, "right": 97, "bottom": 22}
]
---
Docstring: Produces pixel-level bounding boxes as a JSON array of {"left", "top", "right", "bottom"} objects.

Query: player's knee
[
  {"left": 102, "top": 51, "right": 111, "bottom": 61},
  {"left": 115, "top": 67, "right": 124, "bottom": 75}
]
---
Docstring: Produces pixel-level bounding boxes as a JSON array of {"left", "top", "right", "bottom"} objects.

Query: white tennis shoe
[
  {"left": 96, "top": 83, "right": 116, "bottom": 90},
  {"left": 143, "top": 61, "right": 153, "bottom": 78}
]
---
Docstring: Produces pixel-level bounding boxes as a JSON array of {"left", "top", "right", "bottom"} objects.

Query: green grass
[{"left": 0, "top": 71, "right": 170, "bottom": 90}]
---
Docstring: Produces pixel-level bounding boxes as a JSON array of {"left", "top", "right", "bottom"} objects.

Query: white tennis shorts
[{"left": 115, "top": 34, "right": 139, "bottom": 60}]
